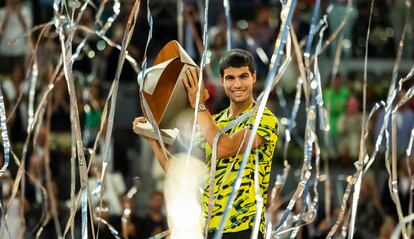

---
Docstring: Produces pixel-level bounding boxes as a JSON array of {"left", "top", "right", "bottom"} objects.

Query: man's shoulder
[
  {"left": 263, "top": 107, "right": 277, "bottom": 117},
  {"left": 255, "top": 107, "right": 279, "bottom": 136},
  {"left": 258, "top": 107, "right": 278, "bottom": 123}
]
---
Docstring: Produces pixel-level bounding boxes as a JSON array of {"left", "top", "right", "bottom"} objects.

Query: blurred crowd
[{"left": 0, "top": 0, "right": 413, "bottom": 238}]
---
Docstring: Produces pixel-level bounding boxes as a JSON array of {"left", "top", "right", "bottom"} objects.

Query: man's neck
[{"left": 228, "top": 98, "right": 254, "bottom": 119}]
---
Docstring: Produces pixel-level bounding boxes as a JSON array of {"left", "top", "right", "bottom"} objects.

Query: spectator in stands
[
  {"left": 247, "top": 4, "right": 276, "bottom": 80},
  {"left": 327, "top": 0, "right": 357, "bottom": 58},
  {"left": 0, "top": 0, "right": 32, "bottom": 75},
  {"left": 183, "top": 1, "right": 202, "bottom": 63},
  {"left": 323, "top": 73, "right": 350, "bottom": 157},
  {"left": 354, "top": 173, "right": 385, "bottom": 238},
  {"left": 139, "top": 191, "right": 168, "bottom": 239},
  {"left": 37, "top": 0, "right": 54, "bottom": 24},
  {"left": 104, "top": 20, "right": 138, "bottom": 83},
  {"left": 374, "top": 89, "right": 414, "bottom": 155},
  {"left": 0, "top": 171, "right": 24, "bottom": 239},
  {"left": 378, "top": 216, "right": 396, "bottom": 239},
  {"left": 389, "top": 0, "right": 413, "bottom": 58},
  {"left": 83, "top": 81, "right": 104, "bottom": 146},
  {"left": 1, "top": 63, "right": 27, "bottom": 144},
  {"left": 381, "top": 157, "right": 414, "bottom": 221},
  {"left": 337, "top": 95, "right": 363, "bottom": 165}
]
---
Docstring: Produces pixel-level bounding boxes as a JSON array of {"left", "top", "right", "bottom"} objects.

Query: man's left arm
[{"left": 196, "top": 108, "right": 266, "bottom": 159}]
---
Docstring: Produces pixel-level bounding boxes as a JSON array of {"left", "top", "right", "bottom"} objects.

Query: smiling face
[{"left": 221, "top": 66, "right": 256, "bottom": 105}]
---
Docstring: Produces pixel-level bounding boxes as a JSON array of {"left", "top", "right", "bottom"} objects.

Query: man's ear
[
  {"left": 252, "top": 72, "right": 257, "bottom": 84},
  {"left": 220, "top": 77, "right": 224, "bottom": 86}
]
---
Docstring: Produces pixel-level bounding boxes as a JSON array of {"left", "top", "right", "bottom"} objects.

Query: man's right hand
[
  {"left": 132, "top": 116, "right": 157, "bottom": 143},
  {"left": 133, "top": 117, "right": 169, "bottom": 171}
]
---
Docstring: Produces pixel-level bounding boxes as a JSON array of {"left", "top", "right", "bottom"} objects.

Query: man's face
[
  {"left": 149, "top": 194, "right": 164, "bottom": 212},
  {"left": 7, "top": 0, "right": 19, "bottom": 7},
  {"left": 221, "top": 66, "right": 256, "bottom": 104}
]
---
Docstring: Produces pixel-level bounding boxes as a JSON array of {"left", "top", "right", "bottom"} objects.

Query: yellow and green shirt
[{"left": 198, "top": 103, "right": 278, "bottom": 234}]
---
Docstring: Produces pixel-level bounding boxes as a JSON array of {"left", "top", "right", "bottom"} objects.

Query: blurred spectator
[
  {"left": 354, "top": 174, "right": 385, "bottom": 238},
  {"left": 119, "top": 193, "right": 143, "bottom": 239},
  {"left": 381, "top": 157, "right": 414, "bottom": 221},
  {"left": 37, "top": 0, "right": 53, "bottom": 24},
  {"left": 103, "top": 20, "right": 138, "bottom": 83},
  {"left": 1, "top": 63, "right": 27, "bottom": 143},
  {"left": 51, "top": 78, "right": 71, "bottom": 133},
  {"left": 323, "top": 74, "right": 350, "bottom": 156},
  {"left": 0, "top": 0, "right": 32, "bottom": 75},
  {"left": 208, "top": 25, "right": 226, "bottom": 78},
  {"left": 139, "top": 191, "right": 168, "bottom": 239},
  {"left": 378, "top": 216, "right": 396, "bottom": 239},
  {"left": 151, "top": 0, "right": 178, "bottom": 59},
  {"left": 327, "top": 0, "right": 358, "bottom": 58},
  {"left": 0, "top": 171, "right": 23, "bottom": 239},
  {"left": 48, "top": 78, "right": 74, "bottom": 203},
  {"left": 83, "top": 81, "right": 104, "bottom": 146},
  {"left": 73, "top": 7, "right": 96, "bottom": 76},
  {"left": 89, "top": 161, "right": 126, "bottom": 216},
  {"left": 337, "top": 95, "right": 363, "bottom": 165},
  {"left": 293, "top": 0, "right": 312, "bottom": 42},
  {"left": 313, "top": 206, "right": 346, "bottom": 239},
  {"left": 183, "top": 1, "right": 202, "bottom": 63},
  {"left": 389, "top": 0, "right": 413, "bottom": 59},
  {"left": 374, "top": 90, "right": 414, "bottom": 155},
  {"left": 354, "top": 0, "right": 394, "bottom": 58},
  {"left": 247, "top": 4, "right": 277, "bottom": 80}
]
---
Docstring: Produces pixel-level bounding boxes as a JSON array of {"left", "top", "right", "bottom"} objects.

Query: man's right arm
[
  {"left": 147, "top": 139, "right": 169, "bottom": 172},
  {"left": 133, "top": 117, "right": 169, "bottom": 172}
]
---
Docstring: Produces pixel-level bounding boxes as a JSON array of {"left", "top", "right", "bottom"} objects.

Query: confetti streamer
[
  {"left": 177, "top": 0, "right": 184, "bottom": 45},
  {"left": 223, "top": 0, "right": 232, "bottom": 51},
  {"left": 98, "top": 0, "right": 121, "bottom": 35},
  {"left": 242, "top": 32, "right": 270, "bottom": 65},
  {"left": 251, "top": 151, "right": 264, "bottom": 239},
  {"left": 346, "top": 0, "right": 373, "bottom": 236},
  {"left": 121, "top": 177, "right": 140, "bottom": 239},
  {"left": 95, "top": 217, "right": 121, "bottom": 239},
  {"left": 53, "top": 0, "right": 93, "bottom": 237},
  {"left": 186, "top": 0, "right": 210, "bottom": 163},
  {"left": 284, "top": 1, "right": 323, "bottom": 236},
  {"left": 0, "top": 90, "right": 11, "bottom": 176},
  {"left": 43, "top": 87, "right": 63, "bottom": 238},
  {"left": 148, "top": 230, "right": 171, "bottom": 239},
  {"left": 87, "top": 1, "right": 142, "bottom": 238},
  {"left": 136, "top": 0, "right": 171, "bottom": 155},
  {"left": 273, "top": 171, "right": 311, "bottom": 236},
  {"left": 27, "top": 62, "right": 38, "bottom": 134}
]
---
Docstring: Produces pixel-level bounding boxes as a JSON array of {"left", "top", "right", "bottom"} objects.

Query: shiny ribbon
[
  {"left": 223, "top": 0, "right": 232, "bottom": 51},
  {"left": 0, "top": 90, "right": 11, "bottom": 176}
]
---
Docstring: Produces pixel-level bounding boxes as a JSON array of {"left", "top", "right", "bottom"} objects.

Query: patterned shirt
[{"left": 198, "top": 103, "right": 278, "bottom": 234}]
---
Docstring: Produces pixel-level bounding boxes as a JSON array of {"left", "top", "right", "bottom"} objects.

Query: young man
[{"left": 136, "top": 49, "right": 278, "bottom": 238}]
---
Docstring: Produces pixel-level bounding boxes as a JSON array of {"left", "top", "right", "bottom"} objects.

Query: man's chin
[{"left": 231, "top": 97, "right": 248, "bottom": 104}]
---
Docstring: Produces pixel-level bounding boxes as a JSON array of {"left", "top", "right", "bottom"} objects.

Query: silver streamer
[
  {"left": 0, "top": 90, "right": 11, "bottom": 175},
  {"left": 223, "top": 0, "right": 232, "bottom": 51}
]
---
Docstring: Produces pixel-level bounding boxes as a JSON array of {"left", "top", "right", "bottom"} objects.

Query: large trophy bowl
[{"left": 133, "top": 40, "right": 197, "bottom": 144}]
